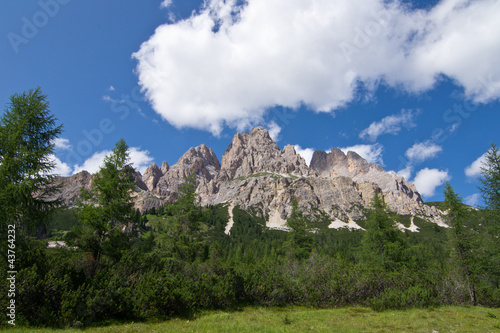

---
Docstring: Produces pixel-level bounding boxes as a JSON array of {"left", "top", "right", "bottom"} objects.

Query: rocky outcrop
[
  {"left": 50, "top": 127, "right": 444, "bottom": 229},
  {"left": 142, "top": 163, "right": 162, "bottom": 191},
  {"left": 45, "top": 171, "right": 93, "bottom": 206},
  {"left": 216, "top": 127, "right": 313, "bottom": 181},
  {"left": 154, "top": 144, "right": 220, "bottom": 197},
  {"left": 309, "top": 147, "right": 429, "bottom": 216}
]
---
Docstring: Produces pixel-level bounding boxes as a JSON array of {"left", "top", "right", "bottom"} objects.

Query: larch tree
[{"left": 0, "top": 88, "right": 62, "bottom": 236}]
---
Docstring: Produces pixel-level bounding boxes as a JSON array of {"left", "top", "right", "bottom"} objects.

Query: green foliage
[
  {"left": 72, "top": 139, "right": 135, "bottom": 263},
  {"left": 285, "top": 199, "right": 313, "bottom": 259},
  {"left": 443, "top": 182, "right": 478, "bottom": 305},
  {"left": 7, "top": 91, "right": 500, "bottom": 329},
  {"left": 148, "top": 173, "right": 208, "bottom": 261},
  {"left": 479, "top": 143, "right": 500, "bottom": 212},
  {"left": 369, "top": 286, "right": 438, "bottom": 311},
  {"left": 361, "top": 193, "right": 409, "bottom": 270},
  {"left": 0, "top": 87, "right": 62, "bottom": 236}
]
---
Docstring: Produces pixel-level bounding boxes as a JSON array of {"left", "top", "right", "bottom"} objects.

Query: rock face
[
  {"left": 50, "top": 126, "right": 444, "bottom": 229},
  {"left": 216, "top": 127, "right": 313, "bottom": 181},
  {"left": 142, "top": 163, "right": 162, "bottom": 191},
  {"left": 45, "top": 171, "right": 93, "bottom": 206}
]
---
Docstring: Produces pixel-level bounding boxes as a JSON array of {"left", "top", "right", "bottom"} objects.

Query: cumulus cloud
[
  {"left": 73, "top": 150, "right": 110, "bottom": 175},
  {"left": 396, "top": 166, "right": 412, "bottom": 181},
  {"left": 129, "top": 147, "right": 154, "bottom": 174},
  {"left": 133, "top": 0, "right": 500, "bottom": 134},
  {"left": 340, "top": 144, "right": 383, "bottom": 165},
  {"left": 294, "top": 145, "right": 315, "bottom": 166},
  {"left": 72, "top": 148, "right": 154, "bottom": 175},
  {"left": 465, "top": 153, "right": 487, "bottom": 178},
  {"left": 413, "top": 168, "right": 450, "bottom": 198},
  {"left": 267, "top": 122, "right": 281, "bottom": 142},
  {"left": 405, "top": 141, "right": 442, "bottom": 162},
  {"left": 360, "top": 109, "right": 419, "bottom": 141},
  {"left": 48, "top": 154, "right": 72, "bottom": 177},
  {"left": 52, "top": 138, "right": 72, "bottom": 150}
]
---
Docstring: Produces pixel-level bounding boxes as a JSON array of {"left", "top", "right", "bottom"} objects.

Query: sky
[{"left": 1, "top": 0, "right": 499, "bottom": 205}]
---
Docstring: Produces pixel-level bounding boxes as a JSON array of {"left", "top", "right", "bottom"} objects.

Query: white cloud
[
  {"left": 465, "top": 193, "right": 481, "bottom": 207},
  {"left": 73, "top": 150, "right": 110, "bottom": 175},
  {"left": 465, "top": 153, "right": 487, "bottom": 178},
  {"left": 360, "top": 109, "right": 419, "bottom": 141},
  {"left": 160, "top": 0, "right": 173, "bottom": 9},
  {"left": 108, "top": 85, "right": 115, "bottom": 91},
  {"left": 72, "top": 148, "right": 154, "bottom": 175},
  {"left": 52, "top": 138, "right": 72, "bottom": 150},
  {"left": 48, "top": 154, "right": 71, "bottom": 177},
  {"left": 129, "top": 147, "right": 154, "bottom": 174},
  {"left": 405, "top": 141, "right": 442, "bottom": 162},
  {"left": 413, "top": 168, "right": 451, "bottom": 198},
  {"left": 396, "top": 166, "right": 412, "bottom": 181},
  {"left": 133, "top": 0, "right": 500, "bottom": 135},
  {"left": 294, "top": 145, "right": 314, "bottom": 166},
  {"left": 340, "top": 144, "right": 383, "bottom": 165},
  {"left": 267, "top": 122, "right": 281, "bottom": 142}
]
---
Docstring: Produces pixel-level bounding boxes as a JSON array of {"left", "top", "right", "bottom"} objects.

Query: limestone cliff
[{"left": 50, "top": 126, "right": 444, "bottom": 230}]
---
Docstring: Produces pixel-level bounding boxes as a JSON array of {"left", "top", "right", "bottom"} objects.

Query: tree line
[{"left": 1, "top": 89, "right": 499, "bottom": 328}]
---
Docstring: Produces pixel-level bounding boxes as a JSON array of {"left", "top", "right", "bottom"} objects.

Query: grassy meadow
[{"left": 3, "top": 305, "right": 500, "bottom": 333}]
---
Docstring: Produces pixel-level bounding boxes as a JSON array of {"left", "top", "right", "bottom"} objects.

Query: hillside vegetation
[{"left": 1, "top": 89, "right": 499, "bottom": 329}]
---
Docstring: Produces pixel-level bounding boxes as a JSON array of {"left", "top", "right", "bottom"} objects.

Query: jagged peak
[
  {"left": 144, "top": 162, "right": 160, "bottom": 173},
  {"left": 227, "top": 127, "right": 278, "bottom": 151},
  {"left": 178, "top": 144, "right": 220, "bottom": 164},
  {"left": 250, "top": 125, "right": 272, "bottom": 137},
  {"left": 282, "top": 144, "right": 297, "bottom": 155},
  {"left": 161, "top": 161, "right": 169, "bottom": 174}
]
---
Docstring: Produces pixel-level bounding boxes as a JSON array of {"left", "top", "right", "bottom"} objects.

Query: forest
[{"left": 1, "top": 89, "right": 499, "bottom": 328}]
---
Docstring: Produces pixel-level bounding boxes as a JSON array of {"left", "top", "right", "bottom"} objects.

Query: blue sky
[{"left": 1, "top": 0, "right": 499, "bottom": 204}]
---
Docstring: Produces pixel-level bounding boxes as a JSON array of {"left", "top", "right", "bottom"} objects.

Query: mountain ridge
[{"left": 49, "top": 126, "right": 444, "bottom": 231}]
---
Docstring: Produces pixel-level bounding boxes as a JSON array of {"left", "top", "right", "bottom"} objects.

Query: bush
[{"left": 369, "top": 286, "right": 438, "bottom": 311}]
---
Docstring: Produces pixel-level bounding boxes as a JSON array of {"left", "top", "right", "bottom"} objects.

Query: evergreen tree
[
  {"left": 443, "top": 183, "right": 477, "bottom": 305},
  {"left": 286, "top": 199, "right": 313, "bottom": 259},
  {"left": 150, "top": 172, "right": 204, "bottom": 260},
  {"left": 361, "top": 192, "right": 408, "bottom": 270},
  {"left": 479, "top": 143, "right": 500, "bottom": 212},
  {"left": 0, "top": 88, "right": 62, "bottom": 236},
  {"left": 74, "top": 139, "right": 135, "bottom": 262}
]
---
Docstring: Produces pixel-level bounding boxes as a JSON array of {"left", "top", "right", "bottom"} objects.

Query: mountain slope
[{"left": 50, "top": 127, "right": 444, "bottom": 230}]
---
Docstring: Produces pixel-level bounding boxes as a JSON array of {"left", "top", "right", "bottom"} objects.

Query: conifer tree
[
  {"left": 0, "top": 88, "right": 62, "bottom": 236},
  {"left": 479, "top": 143, "right": 500, "bottom": 212},
  {"left": 443, "top": 183, "right": 477, "bottom": 305},
  {"left": 74, "top": 139, "right": 135, "bottom": 262},
  {"left": 361, "top": 192, "right": 407, "bottom": 269},
  {"left": 286, "top": 198, "right": 313, "bottom": 259}
]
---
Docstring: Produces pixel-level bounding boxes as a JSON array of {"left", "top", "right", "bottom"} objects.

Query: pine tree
[
  {"left": 361, "top": 192, "right": 407, "bottom": 270},
  {"left": 150, "top": 172, "right": 204, "bottom": 261},
  {"left": 479, "top": 144, "right": 500, "bottom": 209},
  {"left": 286, "top": 199, "right": 313, "bottom": 259},
  {"left": 74, "top": 139, "right": 135, "bottom": 262},
  {"left": 443, "top": 183, "right": 477, "bottom": 306},
  {"left": 0, "top": 88, "right": 62, "bottom": 236}
]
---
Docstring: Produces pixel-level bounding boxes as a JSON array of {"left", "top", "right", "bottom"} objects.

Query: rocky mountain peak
[
  {"left": 49, "top": 126, "right": 443, "bottom": 229},
  {"left": 161, "top": 161, "right": 169, "bottom": 174},
  {"left": 153, "top": 144, "right": 221, "bottom": 197},
  {"left": 218, "top": 127, "right": 312, "bottom": 181},
  {"left": 142, "top": 163, "right": 162, "bottom": 191}
]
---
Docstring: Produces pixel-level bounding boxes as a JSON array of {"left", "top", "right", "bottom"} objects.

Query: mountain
[{"left": 51, "top": 127, "right": 444, "bottom": 230}]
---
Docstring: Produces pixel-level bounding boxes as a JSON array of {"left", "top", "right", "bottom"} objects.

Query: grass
[{"left": 3, "top": 306, "right": 500, "bottom": 332}]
